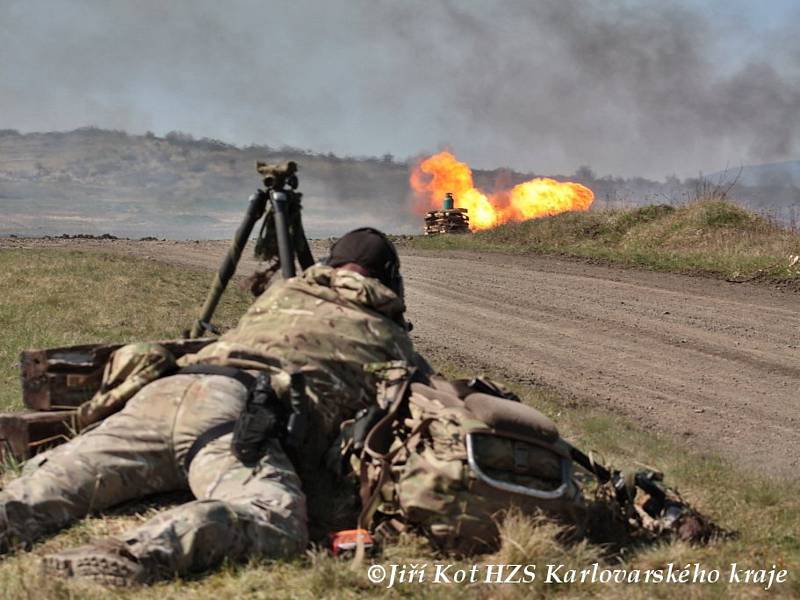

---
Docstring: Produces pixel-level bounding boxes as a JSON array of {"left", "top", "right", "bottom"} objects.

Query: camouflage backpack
[{"left": 351, "top": 364, "right": 586, "bottom": 554}]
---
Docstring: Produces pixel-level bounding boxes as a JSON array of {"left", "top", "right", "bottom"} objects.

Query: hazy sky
[{"left": 1, "top": 0, "right": 798, "bottom": 179}]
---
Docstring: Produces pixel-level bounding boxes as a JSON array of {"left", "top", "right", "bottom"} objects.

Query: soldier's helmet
[{"left": 326, "top": 228, "right": 404, "bottom": 298}]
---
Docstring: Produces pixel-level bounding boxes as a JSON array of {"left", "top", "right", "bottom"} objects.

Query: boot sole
[{"left": 42, "top": 548, "right": 146, "bottom": 587}]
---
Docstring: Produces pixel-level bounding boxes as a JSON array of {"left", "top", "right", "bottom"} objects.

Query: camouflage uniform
[
  {"left": 0, "top": 265, "right": 416, "bottom": 579},
  {"left": 76, "top": 342, "right": 177, "bottom": 430}
]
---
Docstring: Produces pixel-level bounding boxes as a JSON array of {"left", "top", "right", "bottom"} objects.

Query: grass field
[
  {"left": 0, "top": 248, "right": 797, "bottom": 598},
  {"left": 0, "top": 249, "right": 250, "bottom": 411},
  {"left": 412, "top": 200, "right": 800, "bottom": 285}
]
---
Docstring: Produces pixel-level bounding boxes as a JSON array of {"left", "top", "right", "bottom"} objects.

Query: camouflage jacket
[
  {"left": 77, "top": 342, "right": 177, "bottom": 430},
  {"left": 183, "top": 265, "right": 417, "bottom": 446}
]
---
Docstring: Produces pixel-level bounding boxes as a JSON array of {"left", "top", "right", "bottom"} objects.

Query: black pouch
[
  {"left": 351, "top": 404, "right": 387, "bottom": 452},
  {"left": 284, "top": 372, "right": 309, "bottom": 452},
  {"left": 232, "top": 372, "right": 283, "bottom": 464}
]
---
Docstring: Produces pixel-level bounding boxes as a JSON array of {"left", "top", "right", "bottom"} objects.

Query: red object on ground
[{"left": 330, "top": 529, "right": 374, "bottom": 557}]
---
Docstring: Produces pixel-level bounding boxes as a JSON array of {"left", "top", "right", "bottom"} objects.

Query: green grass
[
  {"left": 412, "top": 200, "right": 800, "bottom": 284},
  {"left": 0, "top": 249, "right": 798, "bottom": 598},
  {"left": 0, "top": 249, "right": 251, "bottom": 411}
]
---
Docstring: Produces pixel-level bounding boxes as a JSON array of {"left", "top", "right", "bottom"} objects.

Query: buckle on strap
[{"left": 513, "top": 442, "right": 530, "bottom": 474}]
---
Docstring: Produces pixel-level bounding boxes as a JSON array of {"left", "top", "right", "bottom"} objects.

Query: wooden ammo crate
[
  {"left": 19, "top": 338, "right": 213, "bottom": 411},
  {"left": 2, "top": 338, "right": 215, "bottom": 464},
  {"left": 0, "top": 410, "right": 77, "bottom": 463}
]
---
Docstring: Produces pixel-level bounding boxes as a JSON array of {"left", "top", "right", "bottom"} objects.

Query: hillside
[
  {"left": 413, "top": 201, "right": 800, "bottom": 285},
  {"left": 0, "top": 128, "right": 421, "bottom": 238}
]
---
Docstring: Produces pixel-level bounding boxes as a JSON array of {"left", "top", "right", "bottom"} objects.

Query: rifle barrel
[{"left": 566, "top": 443, "right": 612, "bottom": 483}]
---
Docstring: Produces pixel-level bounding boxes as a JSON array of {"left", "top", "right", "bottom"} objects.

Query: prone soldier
[{"left": 0, "top": 228, "right": 419, "bottom": 586}]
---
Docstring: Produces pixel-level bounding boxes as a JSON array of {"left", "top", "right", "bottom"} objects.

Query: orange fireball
[{"left": 410, "top": 151, "right": 594, "bottom": 231}]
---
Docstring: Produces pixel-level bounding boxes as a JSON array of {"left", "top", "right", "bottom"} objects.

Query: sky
[{"left": 1, "top": 0, "right": 798, "bottom": 179}]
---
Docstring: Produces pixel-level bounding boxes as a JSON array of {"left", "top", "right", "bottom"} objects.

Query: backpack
[{"left": 350, "top": 365, "right": 586, "bottom": 554}]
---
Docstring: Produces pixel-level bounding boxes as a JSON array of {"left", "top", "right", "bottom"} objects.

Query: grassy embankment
[
  {"left": 0, "top": 248, "right": 797, "bottom": 599},
  {"left": 412, "top": 200, "right": 800, "bottom": 285}
]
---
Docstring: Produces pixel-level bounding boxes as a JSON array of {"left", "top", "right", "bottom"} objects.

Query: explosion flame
[{"left": 410, "top": 151, "right": 594, "bottom": 231}]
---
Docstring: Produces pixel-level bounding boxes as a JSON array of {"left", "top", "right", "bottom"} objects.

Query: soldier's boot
[{"left": 41, "top": 539, "right": 151, "bottom": 587}]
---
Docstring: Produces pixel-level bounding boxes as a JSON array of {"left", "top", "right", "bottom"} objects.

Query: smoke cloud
[{"left": 1, "top": 0, "right": 798, "bottom": 178}]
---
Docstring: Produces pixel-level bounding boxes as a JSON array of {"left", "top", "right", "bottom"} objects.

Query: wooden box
[
  {"left": 19, "top": 338, "right": 213, "bottom": 411},
  {"left": 0, "top": 410, "right": 77, "bottom": 463}
]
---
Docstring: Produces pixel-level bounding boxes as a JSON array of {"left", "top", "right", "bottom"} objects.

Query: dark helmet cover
[{"left": 327, "top": 228, "right": 404, "bottom": 297}]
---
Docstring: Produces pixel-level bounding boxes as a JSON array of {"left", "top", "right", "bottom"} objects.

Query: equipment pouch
[
  {"left": 232, "top": 372, "right": 282, "bottom": 464},
  {"left": 283, "top": 372, "right": 309, "bottom": 452}
]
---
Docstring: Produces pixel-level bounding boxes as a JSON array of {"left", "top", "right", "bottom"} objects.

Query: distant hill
[
  {"left": 1, "top": 128, "right": 798, "bottom": 238},
  {"left": 0, "top": 128, "right": 422, "bottom": 239},
  {"left": 707, "top": 160, "right": 800, "bottom": 188}
]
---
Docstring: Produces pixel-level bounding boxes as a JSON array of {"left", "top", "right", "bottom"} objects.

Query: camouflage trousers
[{"left": 0, "top": 374, "right": 308, "bottom": 576}]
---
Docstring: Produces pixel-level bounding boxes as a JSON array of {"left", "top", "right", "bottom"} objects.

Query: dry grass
[
  {"left": 0, "top": 249, "right": 797, "bottom": 598},
  {"left": 412, "top": 200, "right": 800, "bottom": 283},
  {"left": 0, "top": 249, "right": 250, "bottom": 410}
]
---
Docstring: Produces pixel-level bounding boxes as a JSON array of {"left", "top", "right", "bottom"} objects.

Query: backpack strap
[
  {"left": 356, "top": 361, "right": 418, "bottom": 530},
  {"left": 361, "top": 361, "right": 417, "bottom": 457},
  {"left": 357, "top": 412, "right": 434, "bottom": 531}
]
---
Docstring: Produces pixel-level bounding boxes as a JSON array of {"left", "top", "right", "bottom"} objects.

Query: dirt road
[{"left": 3, "top": 237, "right": 799, "bottom": 477}]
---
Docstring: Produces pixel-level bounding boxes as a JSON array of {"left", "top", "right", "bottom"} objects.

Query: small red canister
[{"left": 330, "top": 529, "right": 374, "bottom": 557}]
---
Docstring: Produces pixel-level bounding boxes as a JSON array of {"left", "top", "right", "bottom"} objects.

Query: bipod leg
[{"left": 189, "top": 191, "right": 267, "bottom": 338}]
